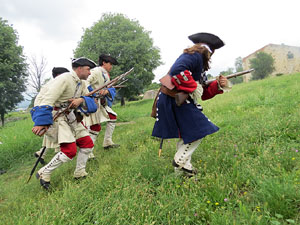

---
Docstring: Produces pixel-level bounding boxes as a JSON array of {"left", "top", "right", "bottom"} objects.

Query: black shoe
[
  {"left": 34, "top": 153, "right": 46, "bottom": 165},
  {"left": 74, "top": 176, "right": 87, "bottom": 181},
  {"left": 36, "top": 172, "right": 50, "bottom": 190},
  {"left": 172, "top": 159, "right": 180, "bottom": 168},
  {"left": 104, "top": 144, "right": 120, "bottom": 150},
  {"left": 172, "top": 160, "right": 197, "bottom": 177}
]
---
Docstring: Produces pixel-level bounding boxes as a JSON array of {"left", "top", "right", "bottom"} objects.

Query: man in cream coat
[
  {"left": 84, "top": 54, "right": 119, "bottom": 159},
  {"left": 31, "top": 57, "right": 97, "bottom": 190},
  {"left": 34, "top": 67, "right": 70, "bottom": 165}
]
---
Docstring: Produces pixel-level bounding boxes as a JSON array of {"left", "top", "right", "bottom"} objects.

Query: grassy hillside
[{"left": 0, "top": 73, "right": 299, "bottom": 224}]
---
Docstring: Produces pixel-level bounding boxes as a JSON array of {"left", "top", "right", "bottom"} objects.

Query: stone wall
[
  {"left": 143, "top": 90, "right": 158, "bottom": 100},
  {"left": 242, "top": 44, "right": 300, "bottom": 82}
]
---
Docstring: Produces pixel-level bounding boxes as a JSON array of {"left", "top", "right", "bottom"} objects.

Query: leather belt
[{"left": 160, "top": 85, "right": 179, "bottom": 98}]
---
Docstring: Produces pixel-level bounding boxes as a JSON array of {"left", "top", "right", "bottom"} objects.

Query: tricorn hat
[
  {"left": 99, "top": 54, "right": 118, "bottom": 65},
  {"left": 72, "top": 57, "right": 97, "bottom": 69},
  {"left": 52, "top": 67, "right": 69, "bottom": 78},
  {"left": 188, "top": 32, "right": 225, "bottom": 50}
]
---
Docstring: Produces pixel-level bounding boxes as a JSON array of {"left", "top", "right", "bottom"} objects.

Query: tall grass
[
  {"left": 0, "top": 113, "right": 41, "bottom": 171},
  {"left": 0, "top": 73, "right": 299, "bottom": 224}
]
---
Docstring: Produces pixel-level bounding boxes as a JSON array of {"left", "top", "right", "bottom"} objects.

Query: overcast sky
[{"left": 1, "top": 0, "right": 299, "bottom": 83}]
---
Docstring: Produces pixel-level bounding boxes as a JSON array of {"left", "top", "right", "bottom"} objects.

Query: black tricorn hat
[
  {"left": 188, "top": 32, "right": 225, "bottom": 50},
  {"left": 52, "top": 67, "right": 69, "bottom": 78},
  {"left": 72, "top": 57, "right": 97, "bottom": 69},
  {"left": 99, "top": 54, "right": 118, "bottom": 65}
]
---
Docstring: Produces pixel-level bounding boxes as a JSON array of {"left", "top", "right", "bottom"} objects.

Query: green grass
[{"left": 0, "top": 73, "right": 300, "bottom": 224}]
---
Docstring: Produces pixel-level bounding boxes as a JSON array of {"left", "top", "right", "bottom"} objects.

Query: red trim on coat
[
  {"left": 90, "top": 124, "right": 101, "bottom": 132},
  {"left": 171, "top": 70, "right": 197, "bottom": 93},
  {"left": 201, "top": 80, "right": 223, "bottom": 100},
  {"left": 108, "top": 113, "right": 117, "bottom": 120}
]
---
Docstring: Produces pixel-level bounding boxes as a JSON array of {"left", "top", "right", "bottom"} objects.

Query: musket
[
  {"left": 204, "top": 68, "right": 254, "bottom": 85},
  {"left": 55, "top": 68, "right": 133, "bottom": 118},
  {"left": 112, "top": 79, "right": 128, "bottom": 88},
  {"left": 174, "top": 68, "right": 254, "bottom": 106},
  {"left": 26, "top": 146, "right": 46, "bottom": 183},
  {"left": 39, "top": 67, "right": 134, "bottom": 135},
  {"left": 54, "top": 68, "right": 133, "bottom": 120},
  {"left": 85, "top": 68, "right": 134, "bottom": 97},
  {"left": 113, "top": 85, "right": 127, "bottom": 88}
]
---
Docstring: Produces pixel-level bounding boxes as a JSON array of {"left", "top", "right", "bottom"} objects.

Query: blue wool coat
[{"left": 152, "top": 52, "right": 220, "bottom": 144}]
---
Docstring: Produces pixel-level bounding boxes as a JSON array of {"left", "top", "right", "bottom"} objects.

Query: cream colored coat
[
  {"left": 83, "top": 66, "right": 117, "bottom": 127},
  {"left": 34, "top": 71, "right": 90, "bottom": 144},
  {"left": 35, "top": 82, "right": 59, "bottom": 148}
]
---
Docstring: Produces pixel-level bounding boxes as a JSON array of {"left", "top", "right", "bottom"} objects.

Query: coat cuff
[
  {"left": 171, "top": 70, "right": 197, "bottom": 93},
  {"left": 106, "top": 87, "right": 116, "bottom": 107},
  {"left": 30, "top": 105, "right": 53, "bottom": 126},
  {"left": 201, "top": 80, "right": 223, "bottom": 100},
  {"left": 79, "top": 96, "right": 98, "bottom": 114}
]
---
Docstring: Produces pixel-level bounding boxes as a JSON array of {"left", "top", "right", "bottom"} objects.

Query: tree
[
  {"left": 250, "top": 52, "right": 275, "bottom": 80},
  {"left": 0, "top": 18, "right": 28, "bottom": 126},
  {"left": 26, "top": 55, "right": 48, "bottom": 107},
  {"left": 220, "top": 68, "right": 234, "bottom": 76},
  {"left": 220, "top": 67, "right": 242, "bottom": 85},
  {"left": 74, "top": 13, "right": 162, "bottom": 105},
  {"left": 231, "top": 57, "right": 244, "bottom": 84},
  {"left": 235, "top": 56, "right": 243, "bottom": 72},
  {"left": 27, "top": 55, "right": 48, "bottom": 96},
  {"left": 144, "top": 82, "right": 160, "bottom": 92},
  {"left": 206, "top": 73, "right": 214, "bottom": 79}
]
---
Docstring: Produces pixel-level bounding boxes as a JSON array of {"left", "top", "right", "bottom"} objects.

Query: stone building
[
  {"left": 143, "top": 89, "right": 158, "bottom": 100},
  {"left": 242, "top": 44, "right": 300, "bottom": 82}
]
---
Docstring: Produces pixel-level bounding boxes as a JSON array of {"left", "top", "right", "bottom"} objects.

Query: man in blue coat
[{"left": 152, "top": 33, "right": 231, "bottom": 177}]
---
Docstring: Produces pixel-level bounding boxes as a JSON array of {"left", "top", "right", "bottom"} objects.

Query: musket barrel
[
  {"left": 205, "top": 68, "right": 254, "bottom": 85},
  {"left": 225, "top": 68, "right": 254, "bottom": 79}
]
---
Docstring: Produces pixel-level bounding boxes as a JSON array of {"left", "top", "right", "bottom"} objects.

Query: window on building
[{"left": 287, "top": 51, "right": 294, "bottom": 59}]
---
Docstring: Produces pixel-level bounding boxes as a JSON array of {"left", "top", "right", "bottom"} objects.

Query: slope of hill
[{"left": 0, "top": 73, "right": 299, "bottom": 224}]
